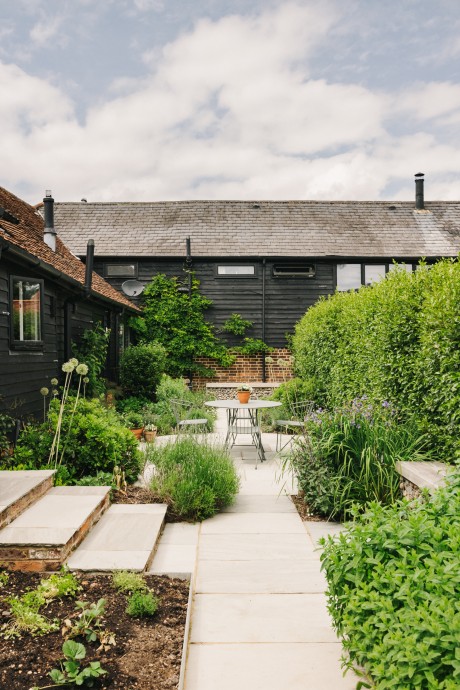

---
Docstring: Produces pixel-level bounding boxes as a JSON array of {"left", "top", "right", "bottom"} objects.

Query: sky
[{"left": 1, "top": 0, "right": 460, "bottom": 204}]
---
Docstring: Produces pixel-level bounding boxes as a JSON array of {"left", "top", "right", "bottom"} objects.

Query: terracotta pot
[
  {"left": 237, "top": 391, "right": 251, "bottom": 404},
  {"left": 144, "top": 430, "right": 157, "bottom": 443},
  {"left": 130, "top": 427, "right": 144, "bottom": 441}
]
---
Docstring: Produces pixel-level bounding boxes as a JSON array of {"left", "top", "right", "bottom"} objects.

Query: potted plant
[
  {"left": 236, "top": 384, "right": 253, "bottom": 404},
  {"left": 144, "top": 423, "right": 157, "bottom": 443},
  {"left": 122, "top": 411, "right": 144, "bottom": 440}
]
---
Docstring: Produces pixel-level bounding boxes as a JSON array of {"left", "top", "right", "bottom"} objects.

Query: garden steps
[
  {"left": 66, "top": 503, "right": 168, "bottom": 572},
  {"left": 0, "top": 469, "right": 56, "bottom": 530},
  {"left": 0, "top": 485, "right": 110, "bottom": 572}
]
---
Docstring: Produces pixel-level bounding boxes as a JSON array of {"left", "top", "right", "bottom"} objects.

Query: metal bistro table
[{"left": 205, "top": 399, "right": 281, "bottom": 464}]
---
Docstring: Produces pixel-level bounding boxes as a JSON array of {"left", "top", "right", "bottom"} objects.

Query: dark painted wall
[
  {"left": 0, "top": 255, "right": 122, "bottom": 419},
  {"left": 93, "top": 257, "right": 335, "bottom": 348}
]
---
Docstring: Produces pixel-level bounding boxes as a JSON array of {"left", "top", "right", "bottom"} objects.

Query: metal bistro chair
[
  {"left": 169, "top": 398, "right": 209, "bottom": 436},
  {"left": 275, "top": 400, "right": 315, "bottom": 452}
]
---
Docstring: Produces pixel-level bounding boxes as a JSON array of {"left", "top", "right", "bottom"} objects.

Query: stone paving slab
[
  {"left": 191, "top": 593, "right": 337, "bottom": 643},
  {"left": 0, "top": 487, "right": 109, "bottom": 545},
  {"left": 222, "top": 494, "right": 296, "bottom": 513},
  {"left": 195, "top": 558, "right": 328, "bottom": 593},
  {"left": 306, "top": 521, "right": 347, "bottom": 546},
  {"left": 158, "top": 523, "right": 200, "bottom": 545},
  {"left": 198, "top": 532, "right": 318, "bottom": 561},
  {"left": 200, "top": 511, "right": 305, "bottom": 534},
  {"left": 67, "top": 503, "right": 167, "bottom": 571},
  {"left": 185, "top": 643, "right": 358, "bottom": 690},
  {"left": 0, "top": 470, "right": 55, "bottom": 511},
  {"left": 148, "top": 544, "right": 197, "bottom": 576}
]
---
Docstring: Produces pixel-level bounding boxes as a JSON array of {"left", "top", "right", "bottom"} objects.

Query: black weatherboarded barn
[
  {"left": 0, "top": 187, "right": 138, "bottom": 418},
  {"left": 53, "top": 176, "right": 460, "bottom": 348}
]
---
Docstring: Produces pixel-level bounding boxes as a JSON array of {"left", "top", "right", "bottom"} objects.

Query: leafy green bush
[
  {"left": 119, "top": 342, "right": 167, "bottom": 400},
  {"left": 289, "top": 398, "right": 432, "bottom": 520},
  {"left": 135, "top": 273, "right": 235, "bottom": 377},
  {"left": 293, "top": 261, "right": 460, "bottom": 462},
  {"left": 147, "top": 375, "right": 216, "bottom": 435},
  {"left": 13, "top": 397, "right": 141, "bottom": 482},
  {"left": 112, "top": 571, "right": 148, "bottom": 593},
  {"left": 148, "top": 436, "right": 239, "bottom": 520},
  {"left": 126, "top": 590, "right": 159, "bottom": 618},
  {"left": 320, "top": 470, "right": 460, "bottom": 689},
  {"left": 72, "top": 323, "right": 110, "bottom": 397}
]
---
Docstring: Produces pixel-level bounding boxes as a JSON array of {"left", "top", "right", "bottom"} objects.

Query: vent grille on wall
[{"left": 273, "top": 264, "right": 316, "bottom": 278}]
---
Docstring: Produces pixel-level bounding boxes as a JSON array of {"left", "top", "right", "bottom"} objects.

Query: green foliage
[
  {"left": 222, "top": 312, "right": 253, "bottom": 335},
  {"left": 293, "top": 260, "right": 460, "bottom": 461},
  {"left": 72, "top": 324, "right": 110, "bottom": 397},
  {"left": 0, "top": 571, "right": 9, "bottom": 588},
  {"left": 2, "top": 569, "right": 80, "bottom": 640},
  {"left": 68, "top": 599, "right": 106, "bottom": 643},
  {"left": 35, "top": 640, "right": 107, "bottom": 689},
  {"left": 289, "top": 399, "right": 432, "bottom": 520},
  {"left": 13, "top": 397, "right": 141, "bottom": 483},
  {"left": 112, "top": 571, "right": 148, "bottom": 594},
  {"left": 144, "top": 375, "right": 216, "bottom": 435},
  {"left": 138, "top": 273, "right": 233, "bottom": 377},
  {"left": 126, "top": 590, "right": 159, "bottom": 618},
  {"left": 148, "top": 436, "right": 239, "bottom": 520},
  {"left": 232, "top": 337, "right": 274, "bottom": 355},
  {"left": 0, "top": 413, "right": 14, "bottom": 455},
  {"left": 119, "top": 342, "right": 167, "bottom": 400},
  {"left": 38, "top": 569, "right": 81, "bottom": 601},
  {"left": 321, "top": 470, "right": 460, "bottom": 689},
  {"left": 73, "top": 471, "right": 115, "bottom": 488}
]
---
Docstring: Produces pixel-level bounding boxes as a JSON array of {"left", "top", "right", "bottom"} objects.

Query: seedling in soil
[
  {"left": 126, "top": 590, "right": 159, "bottom": 618},
  {"left": 112, "top": 570, "right": 148, "bottom": 593},
  {"left": 64, "top": 598, "right": 107, "bottom": 643},
  {"left": 31, "top": 639, "right": 107, "bottom": 689}
]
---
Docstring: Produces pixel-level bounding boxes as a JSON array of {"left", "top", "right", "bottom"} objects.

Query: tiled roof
[
  {"left": 0, "top": 187, "right": 138, "bottom": 311},
  {"left": 53, "top": 200, "right": 460, "bottom": 258}
]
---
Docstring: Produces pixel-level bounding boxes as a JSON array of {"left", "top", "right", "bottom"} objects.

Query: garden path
[{"left": 151, "top": 411, "right": 355, "bottom": 690}]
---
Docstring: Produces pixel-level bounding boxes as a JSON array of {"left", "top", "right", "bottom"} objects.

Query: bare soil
[
  {"left": 0, "top": 571, "right": 189, "bottom": 690},
  {"left": 112, "top": 487, "right": 187, "bottom": 523},
  {"left": 291, "top": 492, "right": 328, "bottom": 521}
]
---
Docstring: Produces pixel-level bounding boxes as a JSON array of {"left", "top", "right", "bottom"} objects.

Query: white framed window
[
  {"left": 10, "top": 276, "right": 43, "bottom": 349},
  {"left": 336, "top": 264, "right": 361, "bottom": 291},
  {"left": 364, "top": 264, "right": 386, "bottom": 285},
  {"left": 105, "top": 264, "right": 137, "bottom": 278},
  {"left": 388, "top": 263, "right": 413, "bottom": 273},
  {"left": 217, "top": 265, "right": 255, "bottom": 276}
]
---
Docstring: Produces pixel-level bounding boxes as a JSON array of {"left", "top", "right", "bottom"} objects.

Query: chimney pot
[
  {"left": 414, "top": 173, "right": 425, "bottom": 210},
  {"left": 43, "top": 191, "right": 56, "bottom": 251}
]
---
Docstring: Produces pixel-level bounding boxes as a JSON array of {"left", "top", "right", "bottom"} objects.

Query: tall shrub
[
  {"left": 292, "top": 260, "right": 459, "bottom": 462},
  {"left": 119, "top": 342, "right": 167, "bottom": 400},
  {"left": 133, "top": 273, "right": 233, "bottom": 377}
]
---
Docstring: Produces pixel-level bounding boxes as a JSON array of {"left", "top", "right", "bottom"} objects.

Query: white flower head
[
  {"left": 69, "top": 358, "right": 79, "bottom": 367},
  {"left": 76, "top": 363, "right": 89, "bottom": 376},
  {"left": 62, "top": 361, "right": 74, "bottom": 373},
  {"left": 40, "top": 387, "right": 49, "bottom": 396},
  {"left": 50, "top": 378, "right": 58, "bottom": 386},
  {"left": 83, "top": 377, "right": 90, "bottom": 384}
]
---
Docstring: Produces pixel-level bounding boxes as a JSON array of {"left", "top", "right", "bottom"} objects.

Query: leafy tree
[{"left": 133, "top": 274, "right": 233, "bottom": 377}]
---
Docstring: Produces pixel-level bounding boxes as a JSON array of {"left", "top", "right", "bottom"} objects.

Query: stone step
[
  {"left": 0, "top": 486, "right": 110, "bottom": 572},
  {"left": 0, "top": 470, "right": 56, "bottom": 530},
  {"left": 67, "top": 503, "right": 168, "bottom": 572}
]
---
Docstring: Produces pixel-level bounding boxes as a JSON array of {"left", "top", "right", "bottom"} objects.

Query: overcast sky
[{"left": 1, "top": 0, "right": 460, "bottom": 203}]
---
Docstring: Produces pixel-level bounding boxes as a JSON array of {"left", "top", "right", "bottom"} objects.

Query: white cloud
[
  {"left": 1, "top": 1, "right": 460, "bottom": 203},
  {"left": 29, "top": 13, "right": 63, "bottom": 47}
]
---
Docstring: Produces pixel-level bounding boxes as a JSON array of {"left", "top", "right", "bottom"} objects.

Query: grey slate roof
[{"left": 53, "top": 200, "right": 460, "bottom": 258}]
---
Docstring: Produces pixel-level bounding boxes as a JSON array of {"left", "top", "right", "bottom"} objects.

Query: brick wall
[{"left": 193, "top": 348, "right": 293, "bottom": 388}]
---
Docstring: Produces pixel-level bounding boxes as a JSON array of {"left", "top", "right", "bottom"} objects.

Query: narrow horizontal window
[
  {"left": 217, "top": 265, "right": 255, "bottom": 275},
  {"left": 336, "top": 264, "right": 361, "bottom": 291},
  {"left": 273, "top": 264, "right": 316, "bottom": 277},
  {"left": 105, "top": 264, "right": 137, "bottom": 278},
  {"left": 10, "top": 277, "right": 43, "bottom": 349}
]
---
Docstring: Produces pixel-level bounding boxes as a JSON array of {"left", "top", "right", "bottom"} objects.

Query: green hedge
[
  {"left": 292, "top": 260, "right": 460, "bottom": 462},
  {"left": 320, "top": 471, "right": 460, "bottom": 689}
]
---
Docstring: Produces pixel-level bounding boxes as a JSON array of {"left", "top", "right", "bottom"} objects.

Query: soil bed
[
  {"left": 0, "top": 571, "right": 189, "bottom": 690},
  {"left": 112, "top": 487, "right": 187, "bottom": 523},
  {"left": 291, "top": 492, "right": 332, "bottom": 522}
]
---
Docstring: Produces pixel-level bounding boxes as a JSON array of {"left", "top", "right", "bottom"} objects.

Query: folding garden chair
[
  {"left": 275, "top": 400, "right": 315, "bottom": 452},
  {"left": 169, "top": 398, "right": 209, "bottom": 436}
]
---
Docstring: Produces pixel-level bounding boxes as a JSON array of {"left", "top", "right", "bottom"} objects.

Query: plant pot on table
[{"left": 237, "top": 391, "right": 251, "bottom": 404}]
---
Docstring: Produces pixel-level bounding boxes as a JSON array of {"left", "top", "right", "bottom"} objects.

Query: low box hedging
[{"left": 320, "top": 470, "right": 460, "bottom": 689}]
